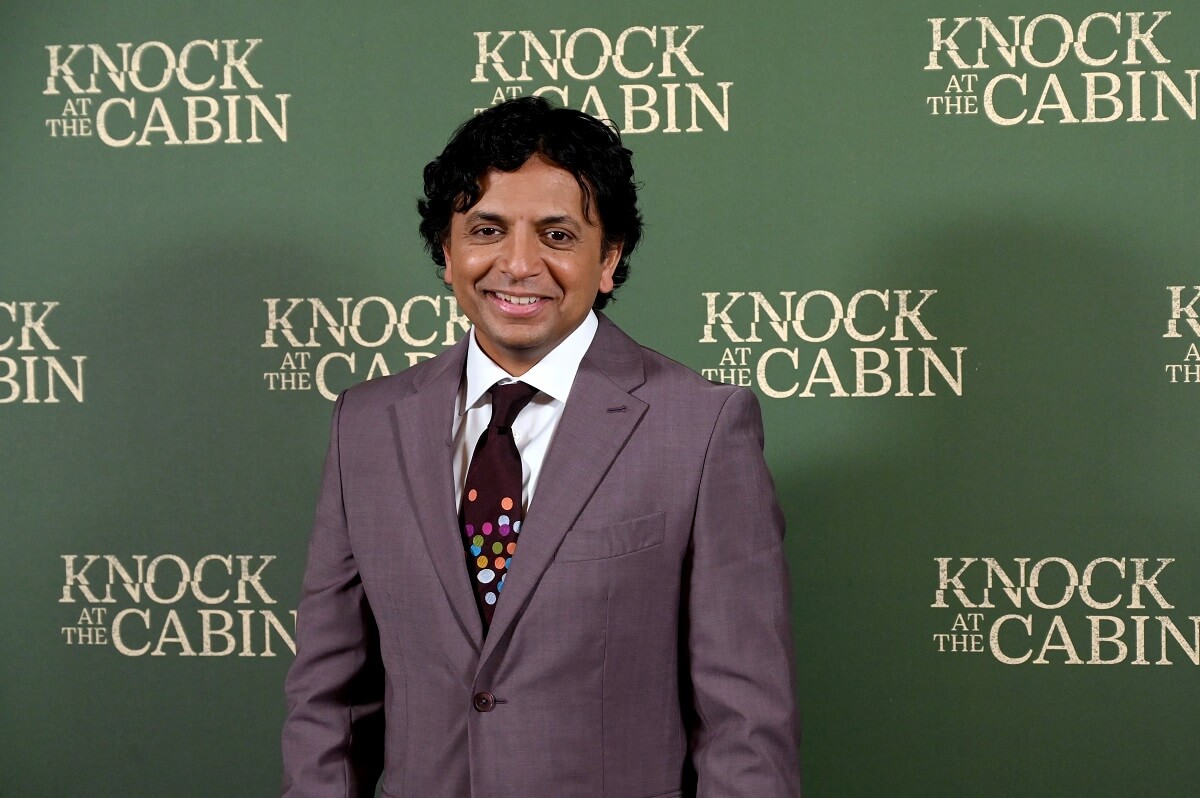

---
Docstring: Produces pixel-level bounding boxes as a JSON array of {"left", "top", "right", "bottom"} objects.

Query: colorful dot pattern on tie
[{"left": 460, "top": 381, "right": 538, "bottom": 630}]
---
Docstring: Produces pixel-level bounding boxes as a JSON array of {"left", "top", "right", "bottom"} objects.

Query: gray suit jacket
[{"left": 282, "top": 314, "right": 800, "bottom": 797}]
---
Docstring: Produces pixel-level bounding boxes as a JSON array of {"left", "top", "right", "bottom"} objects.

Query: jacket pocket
[{"left": 553, "top": 511, "right": 665, "bottom": 563}]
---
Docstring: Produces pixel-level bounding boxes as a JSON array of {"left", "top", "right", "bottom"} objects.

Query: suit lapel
[
  {"left": 389, "top": 339, "right": 485, "bottom": 649},
  {"left": 479, "top": 315, "right": 648, "bottom": 667}
]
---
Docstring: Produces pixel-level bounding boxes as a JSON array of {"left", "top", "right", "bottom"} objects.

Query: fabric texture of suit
[{"left": 282, "top": 313, "right": 801, "bottom": 797}]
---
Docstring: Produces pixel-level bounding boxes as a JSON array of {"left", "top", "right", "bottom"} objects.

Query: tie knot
[{"left": 488, "top": 381, "right": 538, "bottom": 431}]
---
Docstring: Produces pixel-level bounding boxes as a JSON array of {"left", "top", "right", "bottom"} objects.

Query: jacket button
[{"left": 473, "top": 692, "right": 496, "bottom": 712}]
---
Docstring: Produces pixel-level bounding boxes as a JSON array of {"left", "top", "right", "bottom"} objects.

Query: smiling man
[
  {"left": 282, "top": 97, "right": 801, "bottom": 797},
  {"left": 442, "top": 154, "right": 620, "bottom": 374}
]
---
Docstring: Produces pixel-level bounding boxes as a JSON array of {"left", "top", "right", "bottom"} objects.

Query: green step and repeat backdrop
[{"left": 3, "top": 1, "right": 1198, "bottom": 795}]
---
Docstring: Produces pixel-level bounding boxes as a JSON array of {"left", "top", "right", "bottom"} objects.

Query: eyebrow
[
  {"left": 464, "top": 211, "right": 505, "bottom": 225},
  {"left": 539, "top": 214, "right": 578, "bottom": 227},
  {"left": 463, "top": 210, "right": 582, "bottom": 230}
]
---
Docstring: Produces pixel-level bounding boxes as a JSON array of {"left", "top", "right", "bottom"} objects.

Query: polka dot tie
[{"left": 461, "top": 381, "right": 539, "bottom": 630}]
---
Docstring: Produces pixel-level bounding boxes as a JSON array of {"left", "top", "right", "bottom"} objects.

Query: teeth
[{"left": 495, "top": 292, "right": 539, "bottom": 306}]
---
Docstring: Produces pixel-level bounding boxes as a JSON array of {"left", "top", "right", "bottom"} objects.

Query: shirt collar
[{"left": 461, "top": 311, "right": 598, "bottom": 413}]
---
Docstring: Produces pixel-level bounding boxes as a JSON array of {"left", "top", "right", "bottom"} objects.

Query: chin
[{"left": 496, "top": 335, "right": 547, "bottom": 354}]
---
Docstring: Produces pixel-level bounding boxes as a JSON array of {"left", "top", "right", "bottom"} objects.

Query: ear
[
  {"left": 597, "top": 240, "right": 622, "bottom": 295},
  {"left": 441, "top": 239, "right": 454, "bottom": 284}
]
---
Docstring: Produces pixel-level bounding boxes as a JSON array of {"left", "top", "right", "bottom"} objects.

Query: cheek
[{"left": 446, "top": 251, "right": 486, "bottom": 288}]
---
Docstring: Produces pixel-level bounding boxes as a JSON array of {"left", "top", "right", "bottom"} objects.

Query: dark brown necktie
[{"left": 461, "top": 381, "right": 539, "bottom": 629}]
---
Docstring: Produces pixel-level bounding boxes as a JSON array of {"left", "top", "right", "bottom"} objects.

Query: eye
[
  {"left": 544, "top": 229, "right": 573, "bottom": 244},
  {"left": 472, "top": 226, "right": 501, "bottom": 238}
]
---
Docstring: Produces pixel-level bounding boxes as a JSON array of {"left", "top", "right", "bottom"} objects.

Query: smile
[{"left": 490, "top": 291, "right": 543, "bottom": 306}]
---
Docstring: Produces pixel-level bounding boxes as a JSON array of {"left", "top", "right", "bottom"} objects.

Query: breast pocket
[{"left": 553, "top": 511, "right": 665, "bottom": 563}]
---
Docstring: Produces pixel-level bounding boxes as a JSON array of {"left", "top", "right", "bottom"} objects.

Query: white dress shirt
[{"left": 452, "top": 311, "right": 598, "bottom": 512}]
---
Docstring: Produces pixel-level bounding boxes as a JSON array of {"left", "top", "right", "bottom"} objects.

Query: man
[{"left": 282, "top": 96, "right": 801, "bottom": 797}]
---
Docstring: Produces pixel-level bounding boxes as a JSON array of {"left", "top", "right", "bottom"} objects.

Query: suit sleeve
[
  {"left": 281, "top": 392, "right": 385, "bottom": 798},
  {"left": 685, "top": 387, "right": 802, "bottom": 797}
]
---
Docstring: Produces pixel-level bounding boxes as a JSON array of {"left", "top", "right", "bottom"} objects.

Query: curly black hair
[{"left": 418, "top": 96, "right": 643, "bottom": 309}]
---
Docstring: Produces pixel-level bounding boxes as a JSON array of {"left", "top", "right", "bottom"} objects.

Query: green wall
[{"left": 3, "top": 2, "right": 1198, "bottom": 794}]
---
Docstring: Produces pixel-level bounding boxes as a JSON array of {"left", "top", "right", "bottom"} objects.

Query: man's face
[{"left": 442, "top": 154, "right": 621, "bottom": 376}]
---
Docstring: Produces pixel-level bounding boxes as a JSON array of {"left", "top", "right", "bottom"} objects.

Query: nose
[{"left": 500, "top": 227, "right": 543, "bottom": 280}]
